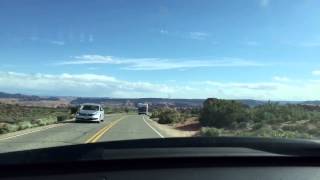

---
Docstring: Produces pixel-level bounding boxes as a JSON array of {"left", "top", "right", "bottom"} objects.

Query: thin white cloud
[
  {"left": 312, "top": 70, "right": 320, "bottom": 75},
  {"left": 160, "top": 29, "right": 168, "bottom": 34},
  {"left": 260, "top": 0, "right": 270, "bottom": 7},
  {"left": 197, "top": 80, "right": 320, "bottom": 101},
  {"left": 2, "top": 71, "right": 320, "bottom": 100},
  {"left": 125, "top": 58, "right": 265, "bottom": 70},
  {"left": 203, "top": 81, "right": 280, "bottom": 91},
  {"left": 88, "top": 67, "right": 99, "bottom": 70},
  {"left": 57, "top": 55, "right": 266, "bottom": 70},
  {"left": 29, "top": 32, "right": 95, "bottom": 44},
  {"left": 158, "top": 29, "right": 210, "bottom": 41},
  {"left": 7, "top": 71, "right": 28, "bottom": 77},
  {"left": 273, "top": 76, "right": 290, "bottom": 82},
  {"left": 28, "top": 36, "right": 65, "bottom": 46},
  {"left": 188, "top": 32, "right": 210, "bottom": 40},
  {"left": 49, "top": 40, "right": 65, "bottom": 46},
  {"left": 0, "top": 72, "right": 175, "bottom": 97},
  {"left": 60, "top": 55, "right": 120, "bottom": 65}
]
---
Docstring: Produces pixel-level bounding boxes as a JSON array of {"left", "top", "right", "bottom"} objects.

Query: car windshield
[
  {"left": 81, "top": 105, "right": 99, "bottom": 111},
  {"left": 1, "top": 0, "right": 320, "bottom": 157}
]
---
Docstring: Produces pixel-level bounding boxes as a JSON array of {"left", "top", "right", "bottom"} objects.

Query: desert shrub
[
  {"left": 237, "top": 121, "right": 251, "bottom": 129},
  {"left": 57, "top": 115, "right": 69, "bottom": 122},
  {"left": 0, "top": 123, "right": 19, "bottom": 134},
  {"left": 158, "top": 108, "right": 181, "bottom": 124},
  {"left": 199, "top": 98, "right": 249, "bottom": 129},
  {"left": 42, "top": 117, "right": 57, "bottom": 125},
  {"left": 201, "top": 127, "right": 224, "bottom": 137},
  {"left": 306, "top": 128, "right": 320, "bottom": 137},
  {"left": 251, "top": 103, "right": 310, "bottom": 124},
  {"left": 249, "top": 127, "right": 312, "bottom": 139},
  {"left": 17, "top": 121, "right": 32, "bottom": 130},
  {"left": 190, "top": 108, "right": 201, "bottom": 115},
  {"left": 31, "top": 119, "right": 46, "bottom": 126},
  {"left": 69, "top": 106, "right": 79, "bottom": 115},
  {"left": 151, "top": 109, "right": 161, "bottom": 118},
  {"left": 252, "top": 122, "right": 266, "bottom": 130},
  {"left": 103, "top": 106, "right": 113, "bottom": 114},
  {"left": 0, "top": 104, "right": 71, "bottom": 134}
]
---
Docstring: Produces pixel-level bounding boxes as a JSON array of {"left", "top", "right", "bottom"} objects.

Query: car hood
[{"left": 1, "top": 137, "right": 320, "bottom": 165}]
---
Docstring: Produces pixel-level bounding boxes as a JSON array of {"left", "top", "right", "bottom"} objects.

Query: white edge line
[
  {"left": 143, "top": 116, "right": 164, "bottom": 138},
  {"left": 0, "top": 123, "right": 64, "bottom": 141}
]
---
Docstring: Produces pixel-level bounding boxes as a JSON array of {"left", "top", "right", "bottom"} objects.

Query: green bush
[
  {"left": 197, "top": 99, "right": 320, "bottom": 139},
  {"left": 201, "top": 127, "right": 224, "bottom": 137},
  {"left": 0, "top": 104, "right": 72, "bottom": 134},
  {"left": 57, "top": 115, "right": 69, "bottom": 122},
  {"left": 151, "top": 109, "right": 161, "bottom": 118},
  {"left": 251, "top": 103, "right": 310, "bottom": 124},
  {"left": 104, "top": 106, "right": 113, "bottom": 114},
  {"left": 69, "top": 106, "right": 79, "bottom": 115},
  {"left": 0, "top": 123, "right": 19, "bottom": 134},
  {"left": 17, "top": 121, "right": 32, "bottom": 130},
  {"left": 158, "top": 108, "right": 181, "bottom": 124},
  {"left": 306, "top": 128, "right": 320, "bottom": 137},
  {"left": 31, "top": 119, "right": 46, "bottom": 126},
  {"left": 252, "top": 128, "right": 312, "bottom": 139},
  {"left": 252, "top": 122, "right": 266, "bottom": 130},
  {"left": 199, "top": 98, "right": 249, "bottom": 128}
]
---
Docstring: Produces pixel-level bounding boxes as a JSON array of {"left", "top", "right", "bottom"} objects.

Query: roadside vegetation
[
  {"left": 0, "top": 103, "right": 71, "bottom": 134},
  {"left": 0, "top": 104, "right": 137, "bottom": 135},
  {"left": 103, "top": 106, "right": 136, "bottom": 114},
  {"left": 151, "top": 98, "right": 320, "bottom": 139},
  {"left": 151, "top": 107, "right": 200, "bottom": 124}
]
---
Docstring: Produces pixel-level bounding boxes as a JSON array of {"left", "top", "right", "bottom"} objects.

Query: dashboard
[
  {"left": 5, "top": 167, "right": 320, "bottom": 180},
  {"left": 2, "top": 156, "right": 320, "bottom": 180},
  {"left": 2, "top": 138, "right": 320, "bottom": 180}
]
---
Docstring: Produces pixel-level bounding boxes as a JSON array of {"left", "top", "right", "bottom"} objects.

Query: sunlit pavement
[{"left": 0, "top": 114, "right": 164, "bottom": 153}]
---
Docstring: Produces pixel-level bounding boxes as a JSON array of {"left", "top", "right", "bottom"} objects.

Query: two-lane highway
[
  {"left": 95, "top": 115, "right": 163, "bottom": 142},
  {"left": 0, "top": 114, "right": 164, "bottom": 153}
]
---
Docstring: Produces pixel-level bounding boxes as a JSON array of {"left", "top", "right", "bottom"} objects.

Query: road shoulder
[
  {"left": 145, "top": 116, "right": 198, "bottom": 137},
  {"left": 0, "top": 123, "right": 66, "bottom": 141}
]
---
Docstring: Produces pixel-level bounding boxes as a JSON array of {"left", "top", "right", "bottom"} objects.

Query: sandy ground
[{"left": 148, "top": 117, "right": 200, "bottom": 137}]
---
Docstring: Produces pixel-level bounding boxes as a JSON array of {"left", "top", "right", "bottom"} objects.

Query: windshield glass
[
  {"left": 81, "top": 105, "right": 99, "bottom": 111},
  {"left": 1, "top": 0, "right": 320, "bottom": 156}
]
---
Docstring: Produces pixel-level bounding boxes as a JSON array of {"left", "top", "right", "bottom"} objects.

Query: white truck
[{"left": 137, "top": 103, "right": 148, "bottom": 115}]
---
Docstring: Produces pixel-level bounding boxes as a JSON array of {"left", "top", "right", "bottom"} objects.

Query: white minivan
[{"left": 75, "top": 103, "right": 104, "bottom": 123}]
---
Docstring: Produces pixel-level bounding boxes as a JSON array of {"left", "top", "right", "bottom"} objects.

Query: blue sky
[{"left": 1, "top": 0, "right": 320, "bottom": 100}]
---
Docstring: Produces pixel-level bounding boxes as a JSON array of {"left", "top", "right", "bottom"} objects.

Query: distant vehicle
[
  {"left": 76, "top": 103, "right": 104, "bottom": 123},
  {"left": 137, "top": 103, "right": 148, "bottom": 115}
]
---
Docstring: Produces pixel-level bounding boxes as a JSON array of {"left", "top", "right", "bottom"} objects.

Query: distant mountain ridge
[
  {"left": 0, "top": 92, "right": 59, "bottom": 101},
  {"left": 70, "top": 97, "right": 320, "bottom": 108},
  {"left": 1, "top": 91, "right": 320, "bottom": 107},
  {"left": 70, "top": 97, "right": 205, "bottom": 107}
]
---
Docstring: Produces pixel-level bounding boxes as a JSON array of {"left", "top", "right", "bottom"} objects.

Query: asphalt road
[{"left": 0, "top": 114, "right": 164, "bottom": 153}]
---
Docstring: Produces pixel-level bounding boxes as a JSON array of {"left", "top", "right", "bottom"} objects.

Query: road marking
[
  {"left": 143, "top": 116, "right": 164, "bottom": 138},
  {"left": 0, "top": 123, "right": 65, "bottom": 141},
  {"left": 85, "top": 117, "right": 125, "bottom": 143},
  {"left": 90, "top": 118, "right": 123, "bottom": 143}
]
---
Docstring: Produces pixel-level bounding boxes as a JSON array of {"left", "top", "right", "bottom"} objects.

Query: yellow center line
[{"left": 85, "top": 116, "right": 125, "bottom": 143}]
